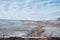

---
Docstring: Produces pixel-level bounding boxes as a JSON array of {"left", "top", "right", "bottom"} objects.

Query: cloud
[{"left": 0, "top": 0, "right": 60, "bottom": 20}]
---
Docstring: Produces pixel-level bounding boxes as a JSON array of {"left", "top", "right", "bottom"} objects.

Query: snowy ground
[
  {"left": 42, "top": 26, "right": 60, "bottom": 37},
  {"left": 0, "top": 26, "right": 60, "bottom": 37}
]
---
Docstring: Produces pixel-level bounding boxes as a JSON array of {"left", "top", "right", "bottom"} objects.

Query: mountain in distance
[
  {"left": 0, "top": 18, "right": 60, "bottom": 28},
  {"left": 57, "top": 17, "right": 60, "bottom": 21},
  {"left": 0, "top": 19, "right": 38, "bottom": 28},
  {"left": 0, "top": 19, "right": 24, "bottom": 28}
]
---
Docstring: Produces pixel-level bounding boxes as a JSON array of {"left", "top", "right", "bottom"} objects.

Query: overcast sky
[{"left": 0, "top": 0, "right": 60, "bottom": 20}]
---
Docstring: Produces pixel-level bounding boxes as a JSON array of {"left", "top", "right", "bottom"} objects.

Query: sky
[{"left": 0, "top": 0, "right": 60, "bottom": 20}]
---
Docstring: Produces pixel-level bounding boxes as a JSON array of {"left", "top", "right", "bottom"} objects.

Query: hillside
[{"left": 0, "top": 19, "right": 60, "bottom": 37}]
